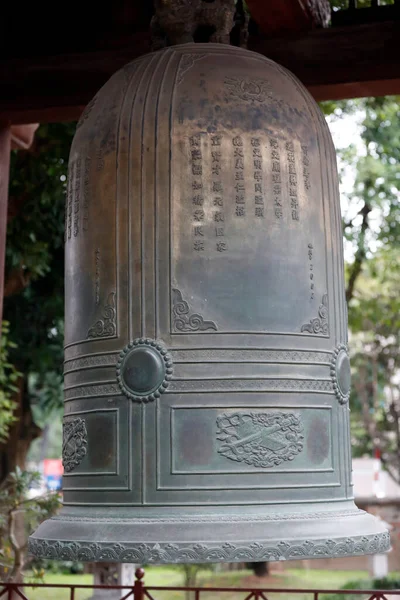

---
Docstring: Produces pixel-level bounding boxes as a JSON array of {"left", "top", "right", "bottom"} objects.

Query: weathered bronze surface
[{"left": 29, "top": 44, "right": 389, "bottom": 563}]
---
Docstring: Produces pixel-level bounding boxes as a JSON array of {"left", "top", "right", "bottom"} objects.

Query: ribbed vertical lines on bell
[
  {"left": 126, "top": 55, "right": 159, "bottom": 342},
  {"left": 116, "top": 55, "right": 148, "bottom": 350}
]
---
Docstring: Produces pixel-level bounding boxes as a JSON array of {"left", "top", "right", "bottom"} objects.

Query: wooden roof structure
[
  {"left": 1, "top": 0, "right": 400, "bottom": 317},
  {"left": 2, "top": 0, "right": 400, "bottom": 125}
]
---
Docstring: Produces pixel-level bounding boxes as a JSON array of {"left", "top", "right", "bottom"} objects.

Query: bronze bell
[{"left": 29, "top": 44, "right": 390, "bottom": 564}]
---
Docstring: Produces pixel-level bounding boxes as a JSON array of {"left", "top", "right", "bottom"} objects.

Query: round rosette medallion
[
  {"left": 117, "top": 339, "right": 173, "bottom": 402},
  {"left": 331, "top": 344, "right": 351, "bottom": 404}
]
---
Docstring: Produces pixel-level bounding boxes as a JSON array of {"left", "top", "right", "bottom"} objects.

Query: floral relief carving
[
  {"left": 301, "top": 293, "right": 329, "bottom": 336},
  {"left": 28, "top": 531, "right": 391, "bottom": 563},
  {"left": 177, "top": 54, "right": 206, "bottom": 85},
  {"left": 62, "top": 418, "right": 88, "bottom": 473},
  {"left": 224, "top": 76, "right": 273, "bottom": 103},
  {"left": 172, "top": 288, "right": 217, "bottom": 332},
  {"left": 216, "top": 412, "right": 304, "bottom": 468},
  {"left": 88, "top": 292, "right": 116, "bottom": 339}
]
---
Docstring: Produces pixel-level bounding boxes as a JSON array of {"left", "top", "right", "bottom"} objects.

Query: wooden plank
[
  {"left": 0, "top": 124, "right": 11, "bottom": 325},
  {"left": 249, "top": 19, "right": 400, "bottom": 101},
  {"left": 246, "top": 0, "right": 330, "bottom": 35},
  {"left": 1, "top": 21, "right": 400, "bottom": 124},
  {"left": 0, "top": 33, "right": 151, "bottom": 125}
]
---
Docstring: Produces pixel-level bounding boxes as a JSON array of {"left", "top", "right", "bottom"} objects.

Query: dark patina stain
[
  {"left": 307, "top": 416, "right": 330, "bottom": 465},
  {"left": 177, "top": 412, "right": 213, "bottom": 468},
  {"left": 88, "top": 414, "right": 115, "bottom": 470}
]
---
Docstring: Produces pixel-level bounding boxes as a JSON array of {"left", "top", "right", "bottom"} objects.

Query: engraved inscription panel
[{"left": 171, "top": 57, "right": 328, "bottom": 335}]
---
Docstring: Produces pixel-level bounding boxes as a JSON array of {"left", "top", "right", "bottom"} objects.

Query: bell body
[{"left": 29, "top": 44, "right": 389, "bottom": 563}]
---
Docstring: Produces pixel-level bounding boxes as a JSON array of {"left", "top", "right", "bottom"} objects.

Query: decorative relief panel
[
  {"left": 167, "top": 379, "right": 333, "bottom": 394},
  {"left": 62, "top": 418, "right": 88, "bottom": 473},
  {"left": 301, "top": 293, "right": 329, "bottom": 336},
  {"left": 170, "top": 349, "right": 333, "bottom": 364},
  {"left": 224, "top": 76, "right": 272, "bottom": 104},
  {"left": 177, "top": 54, "right": 206, "bottom": 85},
  {"left": 331, "top": 344, "right": 351, "bottom": 404},
  {"left": 87, "top": 292, "right": 116, "bottom": 339},
  {"left": 117, "top": 338, "right": 173, "bottom": 403},
  {"left": 64, "top": 353, "right": 119, "bottom": 374},
  {"left": 64, "top": 383, "right": 120, "bottom": 401},
  {"left": 172, "top": 288, "right": 217, "bottom": 333},
  {"left": 216, "top": 412, "right": 304, "bottom": 468},
  {"left": 28, "top": 531, "right": 391, "bottom": 564}
]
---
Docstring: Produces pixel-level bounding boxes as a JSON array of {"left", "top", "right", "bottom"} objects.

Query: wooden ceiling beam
[
  {"left": 249, "top": 19, "right": 400, "bottom": 101},
  {"left": 1, "top": 22, "right": 399, "bottom": 124},
  {"left": 0, "top": 34, "right": 151, "bottom": 125}
]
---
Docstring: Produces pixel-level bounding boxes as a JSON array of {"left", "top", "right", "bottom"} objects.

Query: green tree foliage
[
  {"left": 324, "top": 574, "right": 400, "bottom": 600},
  {"left": 0, "top": 322, "right": 19, "bottom": 443},
  {"left": 321, "top": 97, "right": 400, "bottom": 481},
  {"left": 5, "top": 123, "right": 75, "bottom": 387},
  {"left": 0, "top": 468, "right": 61, "bottom": 582},
  {"left": 1, "top": 122, "right": 75, "bottom": 481}
]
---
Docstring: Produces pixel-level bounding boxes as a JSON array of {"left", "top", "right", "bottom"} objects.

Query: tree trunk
[
  {"left": 247, "top": 562, "right": 269, "bottom": 577},
  {"left": 0, "top": 375, "right": 41, "bottom": 484},
  {"left": 183, "top": 565, "right": 199, "bottom": 600}
]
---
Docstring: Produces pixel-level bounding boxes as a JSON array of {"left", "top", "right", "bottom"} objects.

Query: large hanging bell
[{"left": 29, "top": 44, "right": 390, "bottom": 564}]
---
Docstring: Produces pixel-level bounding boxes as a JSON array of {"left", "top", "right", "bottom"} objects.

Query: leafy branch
[
  {"left": 0, "top": 321, "right": 21, "bottom": 443},
  {"left": 0, "top": 468, "right": 61, "bottom": 582}
]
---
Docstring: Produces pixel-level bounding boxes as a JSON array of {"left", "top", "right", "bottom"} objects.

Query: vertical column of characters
[
  {"left": 286, "top": 141, "right": 299, "bottom": 221},
  {"left": 66, "top": 160, "right": 76, "bottom": 243},
  {"left": 211, "top": 135, "right": 227, "bottom": 253},
  {"left": 190, "top": 134, "right": 205, "bottom": 252},
  {"left": 301, "top": 145, "right": 311, "bottom": 192},
  {"left": 269, "top": 138, "right": 282, "bottom": 220},
  {"left": 73, "top": 158, "right": 81, "bottom": 237},
  {"left": 251, "top": 137, "right": 264, "bottom": 218},
  {"left": 308, "top": 243, "right": 315, "bottom": 301},
  {"left": 83, "top": 157, "right": 91, "bottom": 234},
  {"left": 233, "top": 135, "right": 245, "bottom": 219}
]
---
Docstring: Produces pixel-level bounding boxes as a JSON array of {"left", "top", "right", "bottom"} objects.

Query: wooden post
[
  {"left": 0, "top": 123, "right": 11, "bottom": 328},
  {"left": 133, "top": 568, "right": 145, "bottom": 600}
]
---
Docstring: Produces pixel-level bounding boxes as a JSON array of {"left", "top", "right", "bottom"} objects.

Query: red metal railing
[{"left": 1, "top": 568, "right": 400, "bottom": 600}]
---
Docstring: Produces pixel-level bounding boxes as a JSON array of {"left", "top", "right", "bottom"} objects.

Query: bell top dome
[{"left": 65, "top": 43, "right": 346, "bottom": 350}]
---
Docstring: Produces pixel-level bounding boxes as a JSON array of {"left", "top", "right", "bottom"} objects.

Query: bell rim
[{"left": 28, "top": 508, "right": 390, "bottom": 564}]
